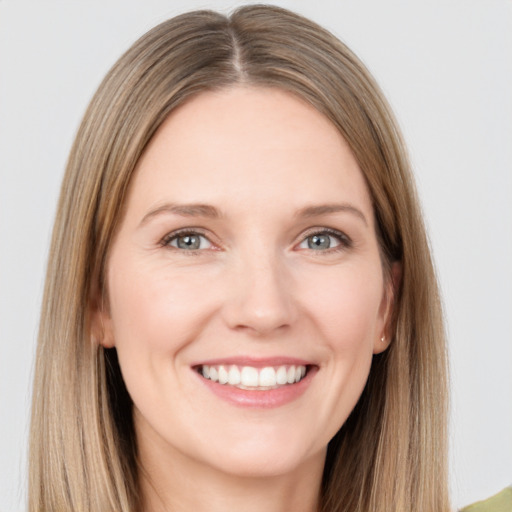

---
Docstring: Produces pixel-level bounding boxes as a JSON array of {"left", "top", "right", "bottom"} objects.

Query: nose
[{"left": 222, "top": 251, "right": 297, "bottom": 337}]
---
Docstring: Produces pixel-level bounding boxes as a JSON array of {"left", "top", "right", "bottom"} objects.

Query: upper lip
[{"left": 191, "top": 356, "right": 315, "bottom": 368}]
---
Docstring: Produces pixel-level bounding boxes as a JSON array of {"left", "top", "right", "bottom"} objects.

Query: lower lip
[{"left": 195, "top": 368, "right": 317, "bottom": 409}]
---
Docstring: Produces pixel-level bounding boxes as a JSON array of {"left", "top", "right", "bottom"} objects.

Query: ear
[
  {"left": 89, "top": 283, "right": 115, "bottom": 349},
  {"left": 373, "top": 261, "right": 402, "bottom": 354}
]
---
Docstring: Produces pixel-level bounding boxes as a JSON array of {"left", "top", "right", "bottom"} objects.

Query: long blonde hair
[{"left": 29, "top": 5, "right": 449, "bottom": 511}]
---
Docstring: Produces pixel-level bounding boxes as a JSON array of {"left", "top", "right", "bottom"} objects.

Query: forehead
[{"left": 127, "top": 86, "right": 373, "bottom": 221}]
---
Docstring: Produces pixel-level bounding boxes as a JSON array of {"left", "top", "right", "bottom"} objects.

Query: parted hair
[{"left": 29, "top": 5, "right": 449, "bottom": 511}]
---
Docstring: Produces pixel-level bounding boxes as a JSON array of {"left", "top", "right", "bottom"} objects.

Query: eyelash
[
  {"left": 160, "top": 228, "right": 213, "bottom": 254},
  {"left": 160, "top": 227, "right": 352, "bottom": 254},
  {"left": 300, "top": 227, "right": 353, "bottom": 253}
]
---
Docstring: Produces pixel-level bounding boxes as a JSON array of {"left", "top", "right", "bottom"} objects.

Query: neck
[{"left": 137, "top": 427, "right": 324, "bottom": 512}]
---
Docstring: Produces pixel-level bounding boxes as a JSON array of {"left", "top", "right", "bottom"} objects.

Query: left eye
[
  {"left": 166, "top": 233, "right": 212, "bottom": 250},
  {"left": 299, "top": 232, "right": 342, "bottom": 251}
]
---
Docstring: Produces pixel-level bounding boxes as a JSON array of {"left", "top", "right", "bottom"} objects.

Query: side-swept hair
[{"left": 29, "top": 5, "right": 449, "bottom": 511}]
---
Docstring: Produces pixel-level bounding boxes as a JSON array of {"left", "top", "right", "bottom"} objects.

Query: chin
[
  {"left": 193, "top": 424, "right": 327, "bottom": 479},
  {"left": 207, "top": 447, "right": 323, "bottom": 480}
]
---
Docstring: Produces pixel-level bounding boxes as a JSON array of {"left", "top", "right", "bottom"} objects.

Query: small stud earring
[{"left": 380, "top": 335, "right": 385, "bottom": 343}]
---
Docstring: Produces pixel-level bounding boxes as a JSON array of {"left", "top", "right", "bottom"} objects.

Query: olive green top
[{"left": 461, "top": 487, "right": 512, "bottom": 512}]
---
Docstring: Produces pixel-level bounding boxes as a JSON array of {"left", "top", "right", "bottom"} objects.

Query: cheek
[
  {"left": 105, "top": 259, "right": 218, "bottom": 411},
  {"left": 303, "top": 263, "right": 384, "bottom": 352},
  {"left": 108, "top": 261, "right": 213, "bottom": 354},
  {"left": 287, "top": 262, "right": 385, "bottom": 441}
]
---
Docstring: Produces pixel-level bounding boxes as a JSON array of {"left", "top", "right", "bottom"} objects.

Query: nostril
[{"left": 231, "top": 320, "right": 291, "bottom": 336}]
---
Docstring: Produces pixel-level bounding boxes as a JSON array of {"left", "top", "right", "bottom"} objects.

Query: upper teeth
[{"left": 200, "top": 364, "right": 307, "bottom": 389}]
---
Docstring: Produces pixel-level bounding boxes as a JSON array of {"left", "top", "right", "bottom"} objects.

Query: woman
[{"left": 29, "top": 5, "right": 453, "bottom": 511}]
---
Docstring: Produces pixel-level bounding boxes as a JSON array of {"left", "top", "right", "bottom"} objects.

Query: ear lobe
[
  {"left": 373, "top": 261, "right": 402, "bottom": 354},
  {"left": 89, "top": 290, "right": 115, "bottom": 348},
  {"left": 95, "top": 310, "right": 115, "bottom": 348}
]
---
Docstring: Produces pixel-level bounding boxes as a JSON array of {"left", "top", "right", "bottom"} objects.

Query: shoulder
[{"left": 460, "top": 487, "right": 512, "bottom": 512}]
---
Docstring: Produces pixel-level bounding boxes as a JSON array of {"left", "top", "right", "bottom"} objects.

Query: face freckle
[{"left": 98, "top": 85, "right": 393, "bottom": 482}]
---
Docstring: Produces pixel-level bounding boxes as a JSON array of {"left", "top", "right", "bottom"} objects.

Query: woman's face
[{"left": 98, "top": 86, "right": 393, "bottom": 479}]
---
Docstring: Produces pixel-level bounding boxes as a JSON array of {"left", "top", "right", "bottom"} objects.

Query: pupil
[
  {"left": 308, "top": 234, "right": 330, "bottom": 250},
  {"left": 178, "top": 235, "right": 200, "bottom": 250}
]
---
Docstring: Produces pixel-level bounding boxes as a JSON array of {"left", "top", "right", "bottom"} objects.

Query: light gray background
[{"left": 1, "top": 1, "right": 511, "bottom": 510}]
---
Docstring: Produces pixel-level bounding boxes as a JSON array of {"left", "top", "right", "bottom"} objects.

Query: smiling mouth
[{"left": 195, "top": 364, "right": 309, "bottom": 390}]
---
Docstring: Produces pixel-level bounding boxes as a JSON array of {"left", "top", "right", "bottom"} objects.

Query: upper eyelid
[
  {"left": 298, "top": 227, "right": 352, "bottom": 243},
  {"left": 302, "top": 226, "right": 348, "bottom": 236},
  {"left": 161, "top": 228, "right": 213, "bottom": 246},
  {"left": 162, "top": 227, "right": 209, "bottom": 237}
]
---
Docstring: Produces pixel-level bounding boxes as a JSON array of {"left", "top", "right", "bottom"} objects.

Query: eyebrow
[
  {"left": 140, "top": 203, "right": 222, "bottom": 226},
  {"left": 296, "top": 203, "right": 368, "bottom": 226},
  {"left": 139, "top": 201, "right": 368, "bottom": 226}
]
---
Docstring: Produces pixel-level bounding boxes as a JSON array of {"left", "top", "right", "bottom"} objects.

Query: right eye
[{"left": 163, "top": 232, "right": 213, "bottom": 251}]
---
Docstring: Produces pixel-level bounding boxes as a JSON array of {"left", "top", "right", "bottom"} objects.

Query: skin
[{"left": 95, "top": 86, "right": 395, "bottom": 512}]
